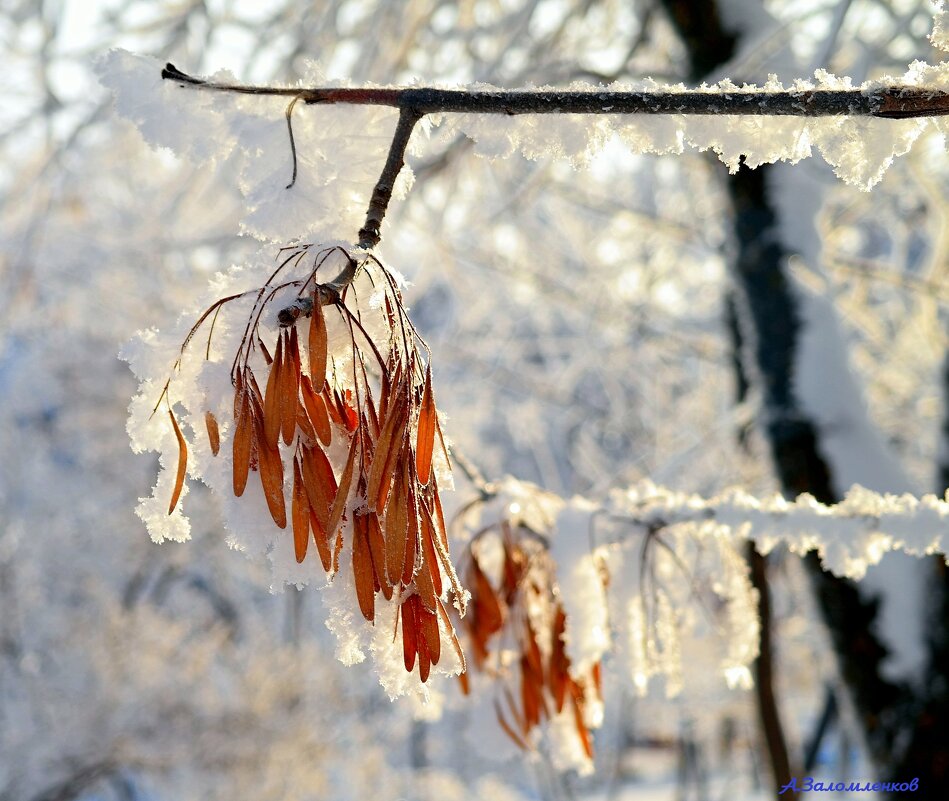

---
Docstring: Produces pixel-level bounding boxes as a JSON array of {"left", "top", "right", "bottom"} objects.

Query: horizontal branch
[{"left": 162, "top": 63, "right": 949, "bottom": 119}]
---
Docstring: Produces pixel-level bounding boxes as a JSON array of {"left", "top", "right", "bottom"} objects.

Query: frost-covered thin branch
[{"left": 160, "top": 63, "right": 949, "bottom": 119}]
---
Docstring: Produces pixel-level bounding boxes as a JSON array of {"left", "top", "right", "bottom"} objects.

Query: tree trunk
[{"left": 658, "top": 0, "right": 949, "bottom": 796}]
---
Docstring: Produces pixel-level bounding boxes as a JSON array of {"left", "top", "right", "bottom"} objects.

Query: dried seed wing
[
  {"left": 571, "top": 693, "right": 593, "bottom": 759},
  {"left": 401, "top": 596, "right": 418, "bottom": 672},
  {"left": 418, "top": 629, "right": 431, "bottom": 683},
  {"left": 365, "top": 381, "right": 381, "bottom": 439},
  {"left": 326, "top": 433, "right": 358, "bottom": 536},
  {"left": 359, "top": 411, "right": 376, "bottom": 471},
  {"left": 502, "top": 544, "right": 525, "bottom": 602},
  {"left": 300, "top": 374, "right": 331, "bottom": 446},
  {"left": 300, "top": 444, "right": 336, "bottom": 530},
  {"left": 263, "top": 334, "right": 283, "bottom": 450},
  {"left": 288, "top": 323, "right": 302, "bottom": 380},
  {"left": 401, "top": 486, "right": 420, "bottom": 586},
  {"left": 494, "top": 700, "right": 529, "bottom": 751},
  {"left": 310, "top": 507, "right": 332, "bottom": 572},
  {"left": 257, "top": 336, "right": 273, "bottom": 365},
  {"left": 296, "top": 401, "right": 316, "bottom": 443},
  {"left": 458, "top": 671, "right": 470, "bottom": 696},
  {"left": 168, "top": 410, "right": 187, "bottom": 515},
  {"left": 503, "top": 687, "right": 528, "bottom": 734},
  {"left": 331, "top": 531, "right": 343, "bottom": 576},
  {"left": 352, "top": 514, "right": 375, "bottom": 622},
  {"left": 521, "top": 658, "right": 537, "bottom": 729},
  {"left": 415, "top": 535, "right": 438, "bottom": 613},
  {"left": 472, "top": 560, "right": 503, "bottom": 633},
  {"left": 366, "top": 395, "right": 407, "bottom": 514},
  {"left": 431, "top": 477, "right": 449, "bottom": 553},
  {"left": 419, "top": 504, "right": 443, "bottom": 597},
  {"left": 322, "top": 385, "right": 344, "bottom": 427},
  {"left": 233, "top": 369, "right": 245, "bottom": 420},
  {"left": 592, "top": 662, "right": 602, "bottom": 700},
  {"left": 417, "top": 604, "right": 441, "bottom": 665},
  {"left": 415, "top": 363, "right": 436, "bottom": 484},
  {"left": 367, "top": 512, "right": 390, "bottom": 596},
  {"left": 550, "top": 606, "right": 569, "bottom": 712},
  {"left": 342, "top": 389, "right": 358, "bottom": 432},
  {"left": 291, "top": 456, "right": 309, "bottom": 563},
  {"left": 384, "top": 467, "right": 408, "bottom": 585},
  {"left": 308, "top": 294, "right": 327, "bottom": 390},
  {"left": 280, "top": 329, "right": 300, "bottom": 446},
  {"left": 205, "top": 411, "right": 220, "bottom": 456},
  {"left": 253, "top": 410, "right": 287, "bottom": 529},
  {"left": 233, "top": 393, "right": 253, "bottom": 496},
  {"left": 526, "top": 622, "right": 544, "bottom": 679},
  {"left": 421, "top": 498, "right": 465, "bottom": 606},
  {"left": 437, "top": 600, "right": 466, "bottom": 674},
  {"left": 310, "top": 442, "right": 338, "bottom": 494},
  {"left": 379, "top": 366, "right": 392, "bottom": 424}
]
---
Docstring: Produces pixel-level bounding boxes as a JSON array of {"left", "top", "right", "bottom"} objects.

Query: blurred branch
[{"left": 27, "top": 760, "right": 118, "bottom": 801}]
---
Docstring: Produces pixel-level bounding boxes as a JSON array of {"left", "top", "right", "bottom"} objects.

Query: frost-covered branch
[
  {"left": 448, "top": 476, "right": 949, "bottom": 773},
  {"left": 462, "top": 476, "right": 949, "bottom": 584},
  {"left": 160, "top": 63, "right": 949, "bottom": 119},
  {"left": 604, "top": 482, "right": 949, "bottom": 580}
]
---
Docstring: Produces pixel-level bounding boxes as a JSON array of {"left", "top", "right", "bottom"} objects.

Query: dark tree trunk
[{"left": 657, "top": 0, "right": 949, "bottom": 797}]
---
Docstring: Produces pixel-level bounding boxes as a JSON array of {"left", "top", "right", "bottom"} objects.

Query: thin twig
[
  {"left": 357, "top": 107, "right": 421, "bottom": 249},
  {"left": 450, "top": 446, "right": 492, "bottom": 498},
  {"left": 161, "top": 62, "right": 949, "bottom": 119},
  {"left": 284, "top": 94, "right": 303, "bottom": 189}
]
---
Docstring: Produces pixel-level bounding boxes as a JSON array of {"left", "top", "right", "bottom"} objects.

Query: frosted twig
[
  {"left": 160, "top": 63, "right": 949, "bottom": 119},
  {"left": 357, "top": 107, "right": 421, "bottom": 250},
  {"left": 449, "top": 446, "right": 492, "bottom": 499}
]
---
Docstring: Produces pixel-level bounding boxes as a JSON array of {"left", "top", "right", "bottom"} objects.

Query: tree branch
[
  {"left": 161, "top": 63, "right": 949, "bottom": 119},
  {"left": 357, "top": 107, "right": 421, "bottom": 250}
]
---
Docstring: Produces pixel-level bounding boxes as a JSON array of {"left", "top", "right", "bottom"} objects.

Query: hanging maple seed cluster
[
  {"left": 458, "top": 522, "right": 601, "bottom": 758},
  {"left": 162, "top": 244, "right": 466, "bottom": 683}
]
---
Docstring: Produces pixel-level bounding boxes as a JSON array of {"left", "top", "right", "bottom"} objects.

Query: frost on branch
[
  {"left": 610, "top": 482, "right": 949, "bottom": 581},
  {"left": 442, "top": 71, "right": 937, "bottom": 190},
  {"left": 452, "top": 479, "right": 762, "bottom": 775},
  {"left": 124, "top": 243, "right": 465, "bottom": 698},
  {"left": 96, "top": 50, "right": 410, "bottom": 244},
  {"left": 449, "top": 477, "right": 949, "bottom": 771}
]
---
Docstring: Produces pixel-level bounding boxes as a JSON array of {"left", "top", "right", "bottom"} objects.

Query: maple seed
[
  {"left": 353, "top": 513, "right": 376, "bottom": 622},
  {"left": 205, "top": 411, "right": 220, "bottom": 456},
  {"left": 232, "top": 376, "right": 253, "bottom": 497},
  {"left": 300, "top": 374, "right": 331, "bottom": 445},
  {"left": 308, "top": 292, "right": 328, "bottom": 390},
  {"left": 264, "top": 333, "right": 284, "bottom": 450},
  {"left": 292, "top": 457, "right": 309, "bottom": 563},
  {"left": 162, "top": 243, "right": 466, "bottom": 687},
  {"left": 168, "top": 410, "right": 187, "bottom": 515},
  {"left": 460, "top": 529, "right": 600, "bottom": 756},
  {"left": 402, "top": 596, "right": 418, "bottom": 672},
  {"left": 326, "top": 434, "right": 358, "bottom": 536},
  {"left": 416, "top": 363, "right": 436, "bottom": 484}
]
